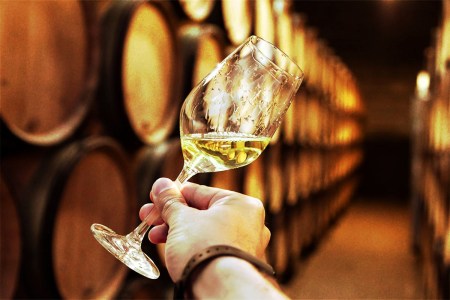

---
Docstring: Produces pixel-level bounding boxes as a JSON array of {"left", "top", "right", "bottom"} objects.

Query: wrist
[
  {"left": 173, "top": 245, "right": 283, "bottom": 299},
  {"left": 193, "top": 256, "right": 284, "bottom": 299}
]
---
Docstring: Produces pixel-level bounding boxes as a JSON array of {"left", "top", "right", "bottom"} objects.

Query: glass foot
[{"left": 91, "top": 223, "right": 160, "bottom": 279}]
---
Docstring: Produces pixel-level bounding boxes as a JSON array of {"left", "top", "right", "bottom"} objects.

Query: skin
[{"left": 139, "top": 177, "right": 270, "bottom": 282}]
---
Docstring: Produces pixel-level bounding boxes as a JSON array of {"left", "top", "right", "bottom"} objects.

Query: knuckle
[
  {"left": 245, "top": 195, "right": 265, "bottom": 211},
  {"left": 249, "top": 196, "right": 266, "bottom": 219},
  {"left": 159, "top": 194, "right": 183, "bottom": 220}
]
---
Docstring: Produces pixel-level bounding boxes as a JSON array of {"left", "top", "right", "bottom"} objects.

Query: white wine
[{"left": 181, "top": 132, "right": 270, "bottom": 173}]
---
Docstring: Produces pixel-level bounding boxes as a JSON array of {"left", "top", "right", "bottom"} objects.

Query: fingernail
[{"left": 153, "top": 178, "right": 176, "bottom": 196}]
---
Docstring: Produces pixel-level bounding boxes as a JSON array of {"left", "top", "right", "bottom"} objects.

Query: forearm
[{"left": 192, "top": 256, "right": 289, "bottom": 299}]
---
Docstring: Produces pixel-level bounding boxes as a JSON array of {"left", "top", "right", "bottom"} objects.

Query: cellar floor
[{"left": 281, "top": 198, "right": 424, "bottom": 299}]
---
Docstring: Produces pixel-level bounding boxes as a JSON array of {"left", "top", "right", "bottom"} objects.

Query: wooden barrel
[
  {"left": 19, "top": 137, "right": 134, "bottom": 298},
  {"left": 0, "top": 1, "right": 95, "bottom": 149},
  {"left": 178, "top": 23, "right": 226, "bottom": 99},
  {"left": 98, "top": 0, "right": 180, "bottom": 148},
  {"left": 0, "top": 175, "right": 21, "bottom": 299}
]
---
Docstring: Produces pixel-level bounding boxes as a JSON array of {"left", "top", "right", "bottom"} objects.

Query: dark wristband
[{"left": 173, "top": 245, "right": 276, "bottom": 299}]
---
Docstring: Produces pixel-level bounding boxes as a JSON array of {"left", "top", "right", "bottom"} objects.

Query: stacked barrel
[
  {"left": 0, "top": 0, "right": 364, "bottom": 298},
  {"left": 411, "top": 1, "right": 450, "bottom": 298},
  {"left": 253, "top": 3, "right": 364, "bottom": 282}
]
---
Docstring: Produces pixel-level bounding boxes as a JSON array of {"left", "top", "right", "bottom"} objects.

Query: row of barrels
[
  {"left": 411, "top": 1, "right": 449, "bottom": 298},
  {"left": 282, "top": 91, "right": 364, "bottom": 148},
  {"left": 1, "top": 0, "right": 363, "bottom": 153},
  {"left": 1, "top": 0, "right": 223, "bottom": 152},
  {"left": 0, "top": 0, "right": 365, "bottom": 298},
  {"left": 250, "top": 1, "right": 365, "bottom": 286}
]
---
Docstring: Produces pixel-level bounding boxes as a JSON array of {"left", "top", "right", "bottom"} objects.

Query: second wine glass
[{"left": 91, "top": 35, "right": 303, "bottom": 279}]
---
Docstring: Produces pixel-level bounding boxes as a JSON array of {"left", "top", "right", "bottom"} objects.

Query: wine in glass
[{"left": 91, "top": 35, "right": 303, "bottom": 279}]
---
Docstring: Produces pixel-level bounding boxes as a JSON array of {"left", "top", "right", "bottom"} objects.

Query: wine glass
[{"left": 91, "top": 35, "right": 303, "bottom": 279}]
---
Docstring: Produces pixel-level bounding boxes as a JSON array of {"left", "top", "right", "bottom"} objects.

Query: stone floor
[{"left": 282, "top": 198, "right": 424, "bottom": 299}]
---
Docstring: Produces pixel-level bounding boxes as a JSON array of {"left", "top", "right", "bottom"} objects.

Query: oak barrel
[
  {"left": 98, "top": 0, "right": 180, "bottom": 148},
  {"left": 0, "top": 1, "right": 95, "bottom": 149},
  {"left": 19, "top": 137, "right": 134, "bottom": 298}
]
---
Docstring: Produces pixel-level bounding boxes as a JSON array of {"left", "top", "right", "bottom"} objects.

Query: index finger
[{"left": 180, "top": 182, "right": 236, "bottom": 209}]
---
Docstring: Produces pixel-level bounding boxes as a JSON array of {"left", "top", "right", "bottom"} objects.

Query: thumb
[{"left": 151, "top": 178, "right": 187, "bottom": 225}]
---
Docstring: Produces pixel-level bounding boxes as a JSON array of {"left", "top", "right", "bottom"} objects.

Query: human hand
[{"left": 139, "top": 177, "right": 271, "bottom": 282}]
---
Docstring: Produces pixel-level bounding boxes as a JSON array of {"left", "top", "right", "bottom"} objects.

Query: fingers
[
  {"left": 139, "top": 203, "right": 164, "bottom": 225},
  {"left": 148, "top": 224, "right": 169, "bottom": 243},
  {"left": 180, "top": 181, "right": 236, "bottom": 209},
  {"left": 151, "top": 178, "right": 188, "bottom": 225}
]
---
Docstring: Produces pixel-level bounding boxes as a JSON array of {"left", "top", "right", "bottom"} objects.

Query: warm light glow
[
  {"left": 222, "top": 0, "right": 252, "bottom": 45},
  {"left": 255, "top": 0, "right": 275, "bottom": 43},
  {"left": 123, "top": 3, "right": 174, "bottom": 143},
  {"left": 416, "top": 70, "right": 430, "bottom": 99},
  {"left": 180, "top": 0, "right": 215, "bottom": 22},
  {"left": 273, "top": 0, "right": 286, "bottom": 15}
]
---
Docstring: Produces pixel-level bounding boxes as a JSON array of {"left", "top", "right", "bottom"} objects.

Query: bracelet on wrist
[{"left": 173, "top": 245, "right": 275, "bottom": 299}]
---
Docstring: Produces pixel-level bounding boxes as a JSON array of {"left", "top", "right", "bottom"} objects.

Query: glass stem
[
  {"left": 126, "top": 165, "right": 197, "bottom": 244},
  {"left": 126, "top": 208, "right": 159, "bottom": 244},
  {"left": 176, "top": 164, "right": 197, "bottom": 184}
]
